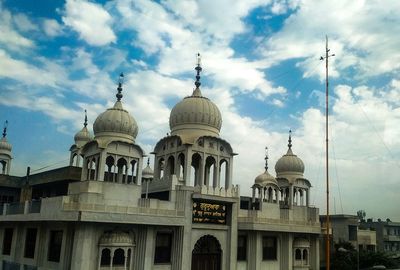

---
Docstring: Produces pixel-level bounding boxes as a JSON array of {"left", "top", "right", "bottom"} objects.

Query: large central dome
[
  {"left": 93, "top": 73, "right": 138, "bottom": 144},
  {"left": 169, "top": 54, "right": 222, "bottom": 142}
]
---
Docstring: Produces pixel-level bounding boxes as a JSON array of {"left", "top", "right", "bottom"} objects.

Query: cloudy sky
[{"left": 0, "top": 0, "right": 399, "bottom": 220}]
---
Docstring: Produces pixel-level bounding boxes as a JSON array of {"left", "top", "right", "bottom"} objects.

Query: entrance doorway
[{"left": 191, "top": 235, "right": 222, "bottom": 270}]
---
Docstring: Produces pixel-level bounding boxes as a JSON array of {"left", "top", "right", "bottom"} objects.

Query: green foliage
[{"left": 330, "top": 241, "right": 400, "bottom": 270}]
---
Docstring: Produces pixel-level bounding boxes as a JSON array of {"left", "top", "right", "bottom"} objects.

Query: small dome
[
  {"left": 93, "top": 101, "right": 138, "bottom": 143},
  {"left": 142, "top": 159, "right": 153, "bottom": 180},
  {"left": 254, "top": 170, "right": 278, "bottom": 186},
  {"left": 99, "top": 231, "right": 134, "bottom": 247},
  {"left": 74, "top": 126, "right": 92, "bottom": 146},
  {"left": 275, "top": 131, "right": 304, "bottom": 177},
  {"left": 0, "top": 137, "right": 11, "bottom": 152},
  {"left": 169, "top": 88, "right": 222, "bottom": 139},
  {"left": 275, "top": 148, "right": 305, "bottom": 176}
]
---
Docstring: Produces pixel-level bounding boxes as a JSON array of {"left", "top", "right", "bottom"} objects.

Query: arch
[
  {"left": 219, "top": 159, "right": 228, "bottom": 188},
  {"left": 128, "top": 160, "right": 137, "bottom": 184},
  {"left": 191, "top": 153, "right": 202, "bottom": 186},
  {"left": 177, "top": 153, "right": 185, "bottom": 181},
  {"left": 0, "top": 160, "right": 7, "bottom": 174},
  {"left": 158, "top": 158, "right": 165, "bottom": 180},
  {"left": 205, "top": 156, "right": 216, "bottom": 187},
  {"left": 117, "top": 158, "right": 128, "bottom": 183},
  {"left": 105, "top": 156, "right": 115, "bottom": 182},
  {"left": 71, "top": 153, "right": 78, "bottom": 167},
  {"left": 166, "top": 155, "right": 175, "bottom": 178},
  {"left": 295, "top": 248, "right": 302, "bottom": 260},
  {"left": 191, "top": 235, "right": 222, "bottom": 270},
  {"left": 100, "top": 248, "right": 111, "bottom": 266},
  {"left": 303, "top": 249, "right": 308, "bottom": 264},
  {"left": 113, "top": 248, "right": 125, "bottom": 266}
]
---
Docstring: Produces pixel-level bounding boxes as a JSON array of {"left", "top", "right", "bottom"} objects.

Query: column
[
  {"left": 213, "top": 157, "right": 220, "bottom": 188},
  {"left": 137, "top": 158, "right": 143, "bottom": 186},
  {"left": 199, "top": 154, "right": 205, "bottom": 186},
  {"left": 204, "top": 165, "right": 210, "bottom": 186},
  {"left": 183, "top": 149, "right": 192, "bottom": 186}
]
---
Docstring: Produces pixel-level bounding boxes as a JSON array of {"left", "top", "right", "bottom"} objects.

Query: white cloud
[
  {"left": 62, "top": 0, "right": 116, "bottom": 46},
  {"left": 43, "top": 19, "right": 64, "bottom": 37},
  {"left": 0, "top": 49, "right": 58, "bottom": 87},
  {"left": 0, "top": 8, "right": 34, "bottom": 49},
  {"left": 260, "top": 0, "right": 400, "bottom": 79}
]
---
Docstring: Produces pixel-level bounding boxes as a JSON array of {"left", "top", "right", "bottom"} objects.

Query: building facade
[
  {"left": 361, "top": 219, "right": 400, "bottom": 255},
  {"left": 0, "top": 60, "right": 320, "bottom": 270}
]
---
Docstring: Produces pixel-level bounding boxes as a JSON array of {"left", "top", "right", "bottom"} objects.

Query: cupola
[
  {"left": 93, "top": 73, "right": 138, "bottom": 143},
  {"left": 169, "top": 54, "right": 222, "bottom": 142},
  {"left": 275, "top": 130, "right": 305, "bottom": 177}
]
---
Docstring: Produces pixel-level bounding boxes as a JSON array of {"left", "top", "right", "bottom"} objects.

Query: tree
[{"left": 357, "top": 210, "right": 366, "bottom": 222}]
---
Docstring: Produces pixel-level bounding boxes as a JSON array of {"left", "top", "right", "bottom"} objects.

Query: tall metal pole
[
  {"left": 320, "top": 35, "right": 334, "bottom": 270},
  {"left": 325, "top": 35, "right": 330, "bottom": 270}
]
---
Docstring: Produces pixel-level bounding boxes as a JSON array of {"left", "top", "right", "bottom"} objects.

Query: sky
[{"left": 0, "top": 0, "right": 399, "bottom": 220}]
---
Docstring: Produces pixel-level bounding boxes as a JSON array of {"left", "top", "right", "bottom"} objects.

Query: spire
[
  {"left": 288, "top": 129, "right": 292, "bottom": 149},
  {"left": 116, "top": 73, "right": 124, "bottom": 101},
  {"left": 2, "top": 120, "right": 8, "bottom": 138},
  {"left": 84, "top": 110, "right": 88, "bottom": 128},
  {"left": 264, "top": 146, "right": 269, "bottom": 171},
  {"left": 194, "top": 53, "right": 202, "bottom": 89}
]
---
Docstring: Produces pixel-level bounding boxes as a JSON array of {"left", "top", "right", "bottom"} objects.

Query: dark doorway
[{"left": 191, "top": 235, "right": 222, "bottom": 270}]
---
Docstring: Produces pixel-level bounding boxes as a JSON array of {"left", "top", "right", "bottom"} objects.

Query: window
[
  {"left": 154, "top": 232, "right": 172, "bottom": 264},
  {"left": 348, "top": 225, "right": 357, "bottom": 241},
  {"left": 237, "top": 235, "right": 247, "bottom": 261},
  {"left": 295, "top": 249, "right": 302, "bottom": 260},
  {"left": 262, "top": 236, "right": 277, "bottom": 260},
  {"left": 303, "top": 249, "right": 308, "bottom": 264},
  {"left": 100, "top": 249, "right": 111, "bottom": 266},
  {"left": 48, "top": 230, "right": 63, "bottom": 262},
  {"left": 2, "top": 228, "right": 13, "bottom": 255},
  {"left": 24, "top": 228, "right": 37, "bottom": 258}
]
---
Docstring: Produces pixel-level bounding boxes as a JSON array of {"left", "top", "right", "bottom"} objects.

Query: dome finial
[
  {"left": 2, "top": 120, "right": 8, "bottom": 138},
  {"left": 264, "top": 146, "right": 269, "bottom": 171},
  {"left": 84, "top": 110, "right": 88, "bottom": 128},
  {"left": 147, "top": 157, "right": 150, "bottom": 166},
  {"left": 116, "top": 73, "right": 124, "bottom": 101},
  {"left": 194, "top": 53, "right": 202, "bottom": 89},
  {"left": 288, "top": 129, "right": 292, "bottom": 149}
]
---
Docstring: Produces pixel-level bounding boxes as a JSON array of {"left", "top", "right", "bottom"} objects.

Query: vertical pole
[{"left": 325, "top": 35, "right": 331, "bottom": 270}]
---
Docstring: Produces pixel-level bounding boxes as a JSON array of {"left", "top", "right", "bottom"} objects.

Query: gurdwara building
[{"left": 0, "top": 60, "right": 320, "bottom": 270}]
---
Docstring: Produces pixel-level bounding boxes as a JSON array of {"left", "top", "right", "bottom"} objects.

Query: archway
[{"left": 191, "top": 235, "right": 221, "bottom": 270}]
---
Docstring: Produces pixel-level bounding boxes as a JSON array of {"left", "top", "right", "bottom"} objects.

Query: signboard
[{"left": 192, "top": 200, "right": 227, "bottom": 225}]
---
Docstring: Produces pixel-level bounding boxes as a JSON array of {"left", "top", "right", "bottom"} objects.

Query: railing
[
  {"left": 238, "top": 216, "right": 319, "bottom": 226},
  {"left": 5, "top": 202, "right": 24, "bottom": 215},
  {"left": 63, "top": 202, "right": 185, "bottom": 217},
  {"left": 28, "top": 200, "right": 41, "bottom": 213}
]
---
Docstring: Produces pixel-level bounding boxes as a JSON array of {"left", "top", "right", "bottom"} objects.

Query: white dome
[
  {"left": 142, "top": 159, "right": 154, "bottom": 180},
  {"left": 275, "top": 148, "right": 305, "bottom": 176},
  {"left": 93, "top": 101, "right": 138, "bottom": 143},
  {"left": 0, "top": 137, "right": 11, "bottom": 152},
  {"left": 169, "top": 88, "right": 222, "bottom": 140},
  {"left": 254, "top": 170, "right": 278, "bottom": 187},
  {"left": 74, "top": 126, "right": 92, "bottom": 146}
]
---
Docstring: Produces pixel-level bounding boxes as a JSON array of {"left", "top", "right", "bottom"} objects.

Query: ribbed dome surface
[
  {"left": 99, "top": 231, "right": 134, "bottom": 247},
  {"left": 142, "top": 160, "right": 154, "bottom": 180},
  {"left": 275, "top": 148, "right": 305, "bottom": 176},
  {"left": 169, "top": 88, "right": 222, "bottom": 138},
  {"left": 74, "top": 126, "right": 91, "bottom": 146},
  {"left": 93, "top": 101, "right": 138, "bottom": 143},
  {"left": 255, "top": 170, "right": 278, "bottom": 186},
  {"left": 0, "top": 137, "right": 11, "bottom": 152}
]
